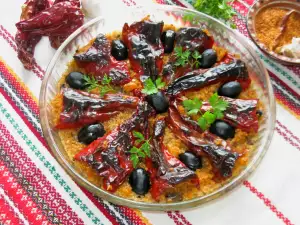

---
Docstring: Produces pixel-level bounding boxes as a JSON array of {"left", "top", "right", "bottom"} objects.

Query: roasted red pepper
[
  {"left": 122, "top": 20, "right": 164, "bottom": 80},
  {"left": 15, "top": 0, "right": 50, "bottom": 69},
  {"left": 74, "top": 34, "right": 131, "bottom": 85},
  {"left": 174, "top": 96, "right": 259, "bottom": 132},
  {"left": 167, "top": 106, "right": 238, "bottom": 178},
  {"left": 149, "top": 119, "right": 199, "bottom": 201},
  {"left": 201, "top": 97, "right": 259, "bottom": 132},
  {"left": 167, "top": 60, "right": 250, "bottom": 96},
  {"left": 16, "top": 2, "right": 84, "bottom": 36},
  {"left": 56, "top": 88, "right": 139, "bottom": 129},
  {"left": 74, "top": 101, "right": 153, "bottom": 192},
  {"left": 176, "top": 27, "right": 214, "bottom": 52}
]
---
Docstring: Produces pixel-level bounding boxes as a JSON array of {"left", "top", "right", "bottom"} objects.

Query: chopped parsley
[
  {"left": 130, "top": 131, "right": 151, "bottom": 168},
  {"left": 182, "top": 93, "right": 229, "bottom": 131},
  {"left": 83, "top": 74, "right": 114, "bottom": 96},
  {"left": 174, "top": 46, "right": 201, "bottom": 69},
  {"left": 141, "top": 77, "right": 166, "bottom": 95}
]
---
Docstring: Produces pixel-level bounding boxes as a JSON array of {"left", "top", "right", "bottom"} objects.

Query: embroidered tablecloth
[{"left": 0, "top": 0, "right": 299, "bottom": 224}]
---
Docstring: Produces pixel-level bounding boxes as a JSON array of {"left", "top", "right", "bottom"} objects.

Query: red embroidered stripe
[
  {"left": 0, "top": 60, "right": 39, "bottom": 116},
  {"left": 243, "top": 181, "right": 294, "bottom": 225},
  {"left": 276, "top": 120, "right": 300, "bottom": 144},
  {"left": 0, "top": 194, "right": 25, "bottom": 225},
  {"left": 0, "top": 160, "right": 53, "bottom": 225},
  {"left": 0, "top": 122, "right": 84, "bottom": 225},
  {"left": 0, "top": 86, "right": 49, "bottom": 149}
]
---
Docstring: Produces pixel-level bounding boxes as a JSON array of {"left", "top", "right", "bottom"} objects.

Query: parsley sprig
[
  {"left": 83, "top": 74, "right": 114, "bottom": 96},
  {"left": 183, "top": 0, "right": 236, "bottom": 28},
  {"left": 130, "top": 131, "right": 151, "bottom": 168},
  {"left": 141, "top": 77, "right": 166, "bottom": 95},
  {"left": 174, "top": 46, "right": 201, "bottom": 69},
  {"left": 182, "top": 93, "right": 229, "bottom": 131}
]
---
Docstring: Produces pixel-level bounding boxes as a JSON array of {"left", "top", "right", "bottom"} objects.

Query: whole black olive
[
  {"left": 218, "top": 81, "right": 242, "bottom": 98},
  {"left": 146, "top": 91, "right": 169, "bottom": 113},
  {"left": 256, "top": 110, "right": 263, "bottom": 117},
  {"left": 129, "top": 168, "right": 150, "bottom": 195},
  {"left": 179, "top": 151, "right": 202, "bottom": 171},
  {"left": 66, "top": 71, "right": 86, "bottom": 90},
  {"left": 209, "top": 120, "right": 235, "bottom": 140},
  {"left": 78, "top": 123, "right": 106, "bottom": 145},
  {"left": 161, "top": 30, "right": 176, "bottom": 53},
  {"left": 200, "top": 49, "right": 217, "bottom": 68},
  {"left": 111, "top": 40, "right": 128, "bottom": 61}
]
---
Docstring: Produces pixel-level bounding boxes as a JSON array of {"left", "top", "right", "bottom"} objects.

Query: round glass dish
[{"left": 40, "top": 4, "right": 276, "bottom": 210}]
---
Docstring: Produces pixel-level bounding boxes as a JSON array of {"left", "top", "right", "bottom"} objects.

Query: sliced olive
[
  {"left": 111, "top": 40, "right": 128, "bottom": 60},
  {"left": 78, "top": 123, "right": 106, "bottom": 145},
  {"left": 66, "top": 71, "right": 86, "bottom": 90},
  {"left": 209, "top": 120, "right": 235, "bottom": 140},
  {"left": 218, "top": 81, "right": 242, "bottom": 98},
  {"left": 146, "top": 91, "right": 169, "bottom": 113},
  {"left": 200, "top": 49, "right": 217, "bottom": 68},
  {"left": 179, "top": 151, "right": 202, "bottom": 171},
  {"left": 129, "top": 168, "right": 150, "bottom": 195},
  {"left": 161, "top": 30, "right": 176, "bottom": 53}
]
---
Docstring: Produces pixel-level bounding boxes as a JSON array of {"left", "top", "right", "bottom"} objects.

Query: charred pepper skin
[
  {"left": 74, "top": 34, "right": 131, "bottom": 85},
  {"left": 122, "top": 20, "right": 164, "bottom": 81},
  {"left": 167, "top": 106, "right": 238, "bottom": 178},
  {"left": 55, "top": 88, "right": 139, "bottom": 129},
  {"left": 166, "top": 60, "right": 250, "bottom": 96},
  {"left": 74, "top": 102, "right": 153, "bottom": 192},
  {"left": 176, "top": 27, "right": 214, "bottom": 52},
  {"left": 149, "top": 119, "right": 199, "bottom": 200}
]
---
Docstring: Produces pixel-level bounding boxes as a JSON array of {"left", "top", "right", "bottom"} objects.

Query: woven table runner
[{"left": 0, "top": 0, "right": 299, "bottom": 224}]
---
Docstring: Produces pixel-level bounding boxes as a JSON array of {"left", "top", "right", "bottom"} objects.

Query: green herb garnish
[
  {"left": 182, "top": 98, "right": 203, "bottom": 115},
  {"left": 193, "top": 0, "right": 236, "bottom": 28},
  {"left": 83, "top": 74, "right": 114, "bottom": 96},
  {"left": 130, "top": 131, "right": 151, "bottom": 168},
  {"left": 141, "top": 77, "right": 166, "bottom": 95},
  {"left": 182, "top": 93, "right": 229, "bottom": 131},
  {"left": 174, "top": 46, "right": 201, "bottom": 69}
]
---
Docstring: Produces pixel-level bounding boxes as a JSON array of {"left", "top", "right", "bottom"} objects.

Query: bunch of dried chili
[{"left": 15, "top": 0, "right": 84, "bottom": 69}]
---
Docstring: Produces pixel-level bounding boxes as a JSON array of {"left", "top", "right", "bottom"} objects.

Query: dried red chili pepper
[
  {"left": 149, "top": 119, "right": 199, "bottom": 201},
  {"left": 122, "top": 20, "right": 164, "bottom": 80},
  {"left": 15, "top": 0, "right": 50, "bottom": 69},
  {"left": 167, "top": 106, "right": 238, "bottom": 178},
  {"left": 48, "top": 0, "right": 81, "bottom": 49},
  {"left": 74, "top": 34, "right": 131, "bottom": 85},
  {"left": 55, "top": 88, "right": 139, "bottom": 129},
  {"left": 53, "top": 0, "right": 80, "bottom": 7},
  {"left": 16, "top": 2, "right": 84, "bottom": 36},
  {"left": 166, "top": 60, "right": 250, "bottom": 96},
  {"left": 74, "top": 101, "right": 153, "bottom": 192}
]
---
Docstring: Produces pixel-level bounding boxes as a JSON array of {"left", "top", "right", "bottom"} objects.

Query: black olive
[
  {"left": 78, "top": 123, "right": 106, "bottom": 145},
  {"left": 209, "top": 120, "right": 235, "bottom": 140},
  {"left": 218, "top": 81, "right": 242, "bottom": 98},
  {"left": 256, "top": 110, "right": 263, "bottom": 117},
  {"left": 66, "top": 71, "right": 86, "bottom": 90},
  {"left": 161, "top": 30, "right": 176, "bottom": 53},
  {"left": 129, "top": 168, "right": 150, "bottom": 195},
  {"left": 111, "top": 40, "right": 128, "bottom": 60},
  {"left": 200, "top": 49, "right": 217, "bottom": 68},
  {"left": 146, "top": 91, "right": 169, "bottom": 113},
  {"left": 179, "top": 151, "right": 202, "bottom": 171}
]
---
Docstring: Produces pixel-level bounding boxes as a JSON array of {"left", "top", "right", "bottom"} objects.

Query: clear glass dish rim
[{"left": 39, "top": 4, "right": 276, "bottom": 210}]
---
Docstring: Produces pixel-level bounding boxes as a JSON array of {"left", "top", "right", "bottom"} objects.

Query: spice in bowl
[{"left": 254, "top": 7, "right": 300, "bottom": 59}]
